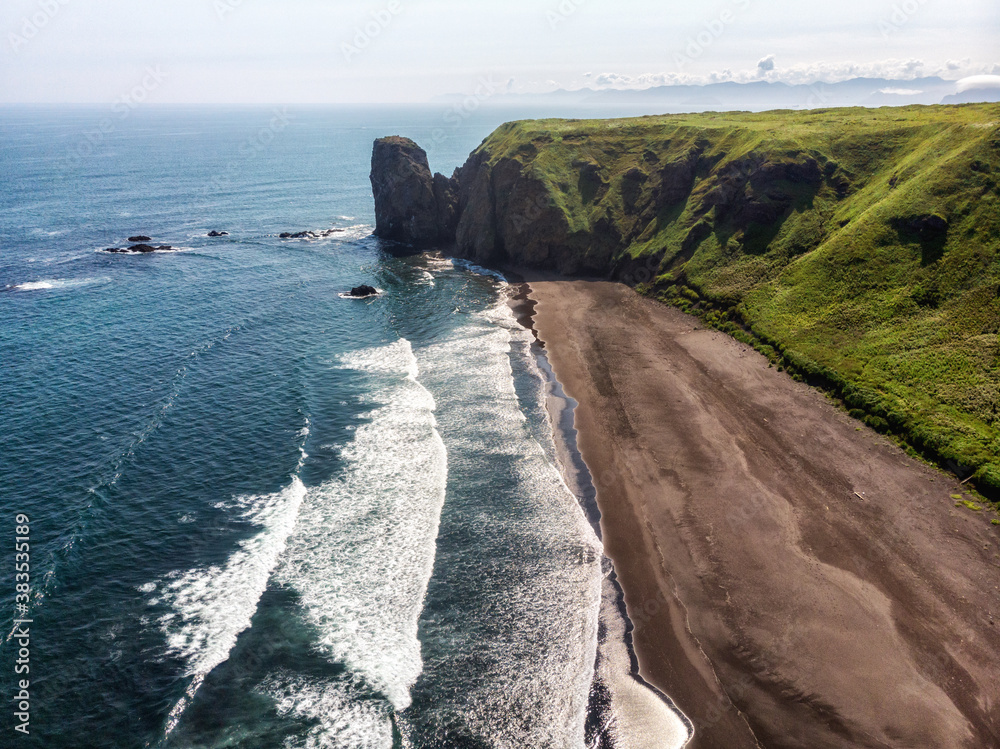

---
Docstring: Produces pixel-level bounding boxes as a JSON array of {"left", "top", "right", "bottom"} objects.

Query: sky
[{"left": 0, "top": 0, "right": 997, "bottom": 103}]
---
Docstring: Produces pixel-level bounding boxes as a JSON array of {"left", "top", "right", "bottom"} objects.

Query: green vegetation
[{"left": 477, "top": 105, "right": 1000, "bottom": 501}]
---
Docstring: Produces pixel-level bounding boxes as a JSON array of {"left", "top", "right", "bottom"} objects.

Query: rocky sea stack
[{"left": 370, "top": 136, "right": 458, "bottom": 247}]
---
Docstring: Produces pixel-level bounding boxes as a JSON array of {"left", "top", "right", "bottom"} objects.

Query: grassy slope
[{"left": 478, "top": 105, "right": 1000, "bottom": 500}]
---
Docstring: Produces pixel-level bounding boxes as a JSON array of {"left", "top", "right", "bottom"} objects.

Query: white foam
[
  {"left": 451, "top": 258, "right": 508, "bottom": 284},
  {"left": 96, "top": 246, "right": 194, "bottom": 255},
  {"left": 480, "top": 295, "right": 693, "bottom": 747},
  {"left": 422, "top": 256, "right": 455, "bottom": 270},
  {"left": 262, "top": 673, "right": 395, "bottom": 749},
  {"left": 405, "top": 308, "right": 604, "bottom": 748},
  {"left": 332, "top": 224, "right": 374, "bottom": 241},
  {"left": 151, "top": 477, "right": 308, "bottom": 678},
  {"left": 280, "top": 224, "right": 374, "bottom": 243},
  {"left": 7, "top": 277, "right": 110, "bottom": 292},
  {"left": 275, "top": 339, "right": 447, "bottom": 713},
  {"left": 338, "top": 289, "right": 384, "bottom": 300}
]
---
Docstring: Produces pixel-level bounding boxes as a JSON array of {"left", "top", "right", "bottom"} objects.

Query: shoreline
[
  {"left": 509, "top": 283, "right": 694, "bottom": 748},
  {"left": 518, "top": 277, "right": 1000, "bottom": 748}
]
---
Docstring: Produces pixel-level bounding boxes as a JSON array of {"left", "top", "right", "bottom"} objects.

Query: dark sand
[{"left": 525, "top": 279, "right": 1000, "bottom": 749}]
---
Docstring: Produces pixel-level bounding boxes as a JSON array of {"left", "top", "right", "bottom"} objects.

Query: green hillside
[{"left": 476, "top": 105, "right": 1000, "bottom": 499}]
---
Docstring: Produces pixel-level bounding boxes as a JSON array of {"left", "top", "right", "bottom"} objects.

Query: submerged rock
[
  {"left": 279, "top": 228, "right": 348, "bottom": 240},
  {"left": 105, "top": 244, "right": 174, "bottom": 254}
]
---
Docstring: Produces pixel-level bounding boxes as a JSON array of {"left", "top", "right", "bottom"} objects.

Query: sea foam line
[
  {"left": 5, "top": 276, "right": 111, "bottom": 293},
  {"left": 398, "top": 306, "right": 604, "bottom": 748},
  {"left": 150, "top": 421, "right": 311, "bottom": 740},
  {"left": 486, "top": 282, "right": 694, "bottom": 748},
  {"left": 453, "top": 267, "right": 691, "bottom": 747},
  {"left": 271, "top": 338, "right": 448, "bottom": 726}
]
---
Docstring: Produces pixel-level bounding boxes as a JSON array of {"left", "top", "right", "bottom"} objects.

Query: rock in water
[
  {"left": 349, "top": 285, "right": 378, "bottom": 298},
  {"left": 128, "top": 235, "right": 152, "bottom": 242},
  {"left": 207, "top": 230, "right": 229, "bottom": 237},
  {"left": 370, "top": 136, "right": 458, "bottom": 247}
]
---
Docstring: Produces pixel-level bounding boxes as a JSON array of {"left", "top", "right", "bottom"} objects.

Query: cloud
[
  {"left": 587, "top": 59, "right": 997, "bottom": 90},
  {"left": 878, "top": 88, "right": 923, "bottom": 95},
  {"left": 594, "top": 73, "right": 637, "bottom": 87},
  {"left": 956, "top": 74, "right": 1000, "bottom": 92}
]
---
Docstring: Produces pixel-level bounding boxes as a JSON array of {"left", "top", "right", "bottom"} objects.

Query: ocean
[{"left": 0, "top": 104, "right": 688, "bottom": 748}]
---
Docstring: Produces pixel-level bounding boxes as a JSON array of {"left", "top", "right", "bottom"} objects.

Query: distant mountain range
[{"left": 436, "top": 77, "right": 1000, "bottom": 111}]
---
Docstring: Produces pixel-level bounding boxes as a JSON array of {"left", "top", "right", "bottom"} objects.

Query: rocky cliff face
[
  {"left": 371, "top": 107, "right": 997, "bottom": 288},
  {"left": 370, "top": 136, "right": 457, "bottom": 246},
  {"left": 370, "top": 135, "right": 618, "bottom": 273},
  {"left": 370, "top": 125, "right": 839, "bottom": 276}
]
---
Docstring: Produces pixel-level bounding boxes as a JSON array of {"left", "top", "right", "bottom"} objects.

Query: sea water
[{"left": 0, "top": 105, "right": 687, "bottom": 748}]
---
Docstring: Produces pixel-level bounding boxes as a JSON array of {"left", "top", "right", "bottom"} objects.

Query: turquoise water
[{"left": 0, "top": 105, "right": 624, "bottom": 748}]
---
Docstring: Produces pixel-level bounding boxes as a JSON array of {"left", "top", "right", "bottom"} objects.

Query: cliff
[
  {"left": 370, "top": 104, "right": 1000, "bottom": 499},
  {"left": 370, "top": 136, "right": 457, "bottom": 246}
]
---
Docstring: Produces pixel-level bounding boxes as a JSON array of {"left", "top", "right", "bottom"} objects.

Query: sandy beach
[{"left": 524, "top": 279, "right": 1000, "bottom": 749}]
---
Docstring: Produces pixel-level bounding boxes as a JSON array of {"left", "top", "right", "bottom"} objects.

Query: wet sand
[{"left": 524, "top": 279, "right": 1000, "bottom": 749}]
